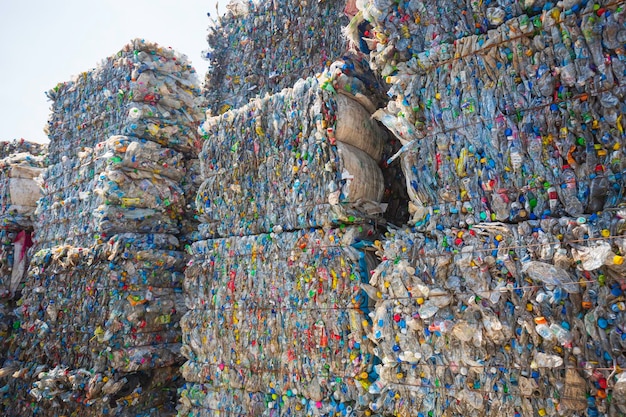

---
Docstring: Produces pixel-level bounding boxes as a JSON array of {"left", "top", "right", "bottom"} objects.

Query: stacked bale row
[
  {"left": 1, "top": 40, "right": 204, "bottom": 417},
  {"left": 179, "top": 76, "right": 389, "bottom": 416},
  {"left": 353, "top": 0, "right": 626, "bottom": 415}
]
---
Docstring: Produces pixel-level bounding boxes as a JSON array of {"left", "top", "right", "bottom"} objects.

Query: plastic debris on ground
[
  {"left": 197, "top": 76, "right": 386, "bottom": 238},
  {"left": 178, "top": 226, "right": 378, "bottom": 417},
  {"left": 203, "top": 0, "right": 349, "bottom": 113},
  {"left": 45, "top": 39, "right": 205, "bottom": 163}
]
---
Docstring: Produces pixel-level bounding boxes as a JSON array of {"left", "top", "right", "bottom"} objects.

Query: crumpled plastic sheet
[
  {"left": 35, "top": 136, "right": 188, "bottom": 249},
  {"left": 369, "top": 3, "right": 626, "bottom": 228},
  {"left": 352, "top": 0, "right": 535, "bottom": 73},
  {"left": 364, "top": 214, "right": 626, "bottom": 416},
  {"left": 203, "top": 0, "right": 349, "bottom": 114},
  {"left": 45, "top": 39, "right": 205, "bottom": 163},
  {"left": 2, "top": 235, "right": 187, "bottom": 416},
  {"left": 197, "top": 77, "right": 385, "bottom": 238},
  {"left": 177, "top": 226, "right": 379, "bottom": 416},
  {"left": 318, "top": 56, "right": 410, "bottom": 226},
  {"left": 317, "top": 52, "right": 389, "bottom": 114}
]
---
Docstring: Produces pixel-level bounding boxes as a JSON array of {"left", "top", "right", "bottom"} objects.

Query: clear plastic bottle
[
  {"left": 588, "top": 167, "right": 609, "bottom": 213},
  {"left": 534, "top": 317, "right": 555, "bottom": 341},
  {"left": 549, "top": 323, "right": 573, "bottom": 348},
  {"left": 560, "top": 165, "right": 584, "bottom": 216}
]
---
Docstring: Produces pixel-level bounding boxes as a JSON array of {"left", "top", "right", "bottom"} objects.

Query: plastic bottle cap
[
  {"left": 534, "top": 317, "right": 547, "bottom": 325},
  {"left": 614, "top": 256, "right": 624, "bottom": 265}
]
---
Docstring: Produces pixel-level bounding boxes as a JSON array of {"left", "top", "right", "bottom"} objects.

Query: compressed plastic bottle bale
[
  {"left": 179, "top": 226, "right": 378, "bottom": 416},
  {"left": 371, "top": 5, "right": 626, "bottom": 228},
  {"left": 45, "top": 39, "right": 205, "bottom": 163},
  {"left": 363, "top": 216, "right": 626, "bottom": 416},
  {"left": 34, "top": 136, "right": 189, "bottom": 249},
  {"left": 351, "top": 0, "right": 529, "bottom": 74},
  {"left": 197, "top": 77, "right": 385, "bottom": 237},
  {"left": 3, "top": 234, "right": 188, "bottom": 417},
  {"left": 203, "top": 0, "right": 349, "bottom": 113}
]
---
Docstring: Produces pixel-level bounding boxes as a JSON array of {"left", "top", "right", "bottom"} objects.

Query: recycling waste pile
[
  {"left": 197, "top": 76, "right": 387, "bottom": 238},
  {"left": 178, "top": 226, "right": 379, "bottom": 416},
  {"left": 0, "top": 40, "right": 204, "bottom": 417},
  {"left": 352, "top": 0, "right": 626, "bottom": 229},
  {"left": 0, "top": 140, "right": 46, "bottom": 363},
  {"left": 203, "top": 0, "right": 349, "bottom": 114}
]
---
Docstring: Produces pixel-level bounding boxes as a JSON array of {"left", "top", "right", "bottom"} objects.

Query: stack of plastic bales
[
  {"left": 0, "top": 140, "right": 46, "bottom": 361},
  {"left": 204, "top": 0, "right": 349, "bottom": 113},
  {"left": 2, "top": 40, "right": 204, "bottom": 417},
  {"left": 179, "top": 76, "right": 389, "bottom": 416},
  {"left": 352, "top": 0, "right": 626, "bottom": 415}
]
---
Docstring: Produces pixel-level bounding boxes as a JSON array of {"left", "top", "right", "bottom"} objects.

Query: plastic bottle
[
  {"left": 549, "top": 323, "right": 573, "bottom": 347},
  {"left": 588, "top": 167, "right": 609, "bottom": 213},
  {"left": 560, "top": 165, "right": 584, "bottom": 216},
  {"left": 534, "top": 317, "right": 555, "bottom": 341}
]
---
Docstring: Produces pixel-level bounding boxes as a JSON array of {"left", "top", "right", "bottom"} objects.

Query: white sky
[{"left": 0, "top": 0, "right": 229, "bottom": 143}]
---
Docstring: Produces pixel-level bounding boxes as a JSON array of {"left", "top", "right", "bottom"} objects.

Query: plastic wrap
[
  {"left": 365, "top": 214, "right": 626, "bottom": 416},
  {"left": 197, "top": 77, "right": 386, "bottom": 237},
  {"left": 178, "top": 226, "right": 378, "bottom": 416},
  {"left": 45, "top": 39, "right": 205, "bottom": 162},
  {"left": 204, "top": 0, "right": 349, "bottom": 113},
  {"left": 35, "top": 136, "right": 187, "bottom": 249},
  {"left": 369, "top": 3, "right": 626, "bottom": 228}
]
